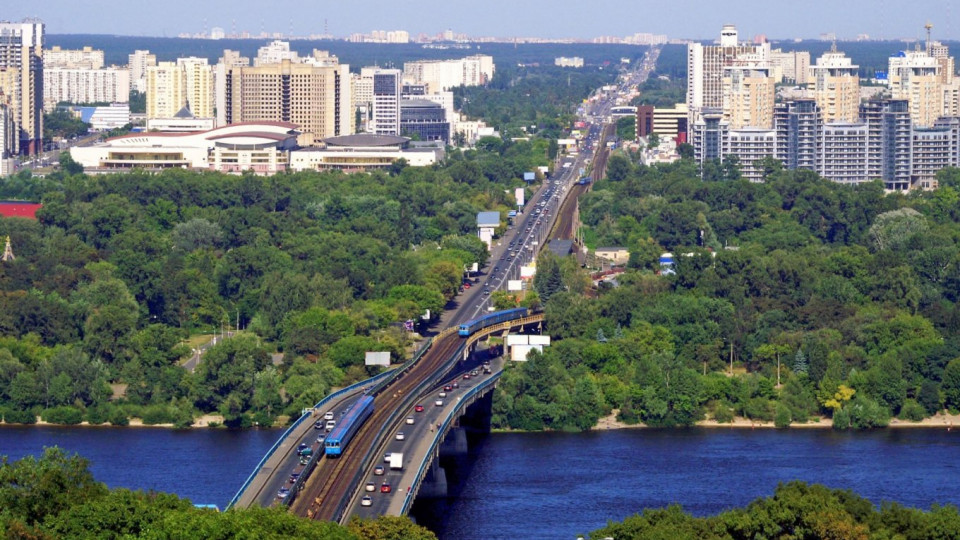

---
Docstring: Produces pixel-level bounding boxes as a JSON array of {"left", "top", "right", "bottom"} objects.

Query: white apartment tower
[
  {"left": 371, "top": 69, "right": 401, "bottom": 135},
  {"left": 810, "top": 48, "right": 861, "bottom": 123},
  {"left": 687, "top": 25, "right": 770, "bottom": 125},
  {"left": 128, "top": 50, "right": 156, "bottom": 93}
]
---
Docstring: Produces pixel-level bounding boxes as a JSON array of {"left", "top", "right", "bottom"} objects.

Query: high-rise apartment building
[
  {"left": 371, "top": 69, "right": 401, "bottom": 135},
  {"left": 254, "top": 40, "right": 300, "bottom": 66},
  {"left": 215, "top": 50, "right": 250, "bottom": 127},
  {"left": 177, "top": 57, "right": 214, "bottom": 118},
  {"left": 0, "top": 19, "right": 44, "bottom": 155},
  {"left": 43, "top": 67, "right": 130, "bottom": 110},
  {"left": 224, "top": 59, "right": 352, "bottom": 145},
  {"left": 45, "top": 45, "right": 103, "bottom": 69},
  {"left": 128, "top": 49, "right": 156, "bottom": 93},
  {"left": 810, "top": 49, "right": 861, "bottom": 123},
  {"left": 889, "top": 50, "right": 942, "bottom": 128},
  {"left": 769, "top": 49, "right": 810, "bottom": 84},
  {"left": 146, "top": 62, "right": 186, "bottom": 118},
  {"left": 403, "top": 55, "right": 494, "bottom": 92},
  {"left": 722, "top": 62, "right": 775, "bottom": 129},
  {"left": 687, "top": 25, "right": 770, "bottom": 123}
]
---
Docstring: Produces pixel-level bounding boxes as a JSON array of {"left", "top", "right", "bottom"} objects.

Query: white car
[
  {"left": 435, "top": 399, "right": 444, "bottom": 407},
  {"left": 361, "top": 496, "right": 373, "bottom": 507},
  {"left": 365, "top": 482, "right": 376, "bottom": 492},
  {"left": 324, "top": 411, "right": 334, "bottom": 420},
  {"left": 439, "top": 391, "right": 447, "bottom": 398},
  {"left": 406, "top": 416, "right": 415, "bottom": 425},
  {"left": 396, "top": 431, "right": 405, "bottom": 441}
]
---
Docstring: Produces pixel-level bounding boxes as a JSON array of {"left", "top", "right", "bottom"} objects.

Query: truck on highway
[{"left": 389, "top": 452, "right": 403, "bottom": 470}]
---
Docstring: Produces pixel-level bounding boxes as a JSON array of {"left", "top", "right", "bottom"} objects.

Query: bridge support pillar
[
  {"left": 418, "top": 460, "right": 448, "bottom": 498},
  {"left": 439, "top": 426, "right": 468, "bottom": 457}
]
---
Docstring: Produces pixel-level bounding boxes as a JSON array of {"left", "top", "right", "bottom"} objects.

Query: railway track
[{"left": 290, "top": 330, "right": 463, "bottom": 522}]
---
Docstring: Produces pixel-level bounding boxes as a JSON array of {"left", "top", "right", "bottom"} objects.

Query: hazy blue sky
[{"left": 7, "top": 0, "right": 960, "bottom": 40}]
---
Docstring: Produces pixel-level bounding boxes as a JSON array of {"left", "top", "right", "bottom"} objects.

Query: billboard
[
  {"left": 505, "top": 334, "right": 528, "bottom": 346},
  {"left": 523, "top": 172, "right": 535, "bottom": 182},
  {"left": 365, "top": 351, "right": 391, "bottom": 367},
  {"left": 511, "top": 344, "right": 542, "bottom": 361},
  {"left": 528, "top": 335, "right": 551, "bottom": 346},
  {"left": 515, "top": 187, "right": 525, "bottom": 206},
  {"left": 520, "top": 265, "right": 536, "bottom": 279},
  {"left": 507, "top": 280, "right": 523, "bottom": 291}
]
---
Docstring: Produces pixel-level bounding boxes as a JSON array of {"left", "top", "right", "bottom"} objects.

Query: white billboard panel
[
  {"left": 507, "top": 280, "right": 523, "bottom": 291},
  {"left": 505, "top": 334, "right": 528, "bottom": 346},
  {"left": 365, "top": 351, "right": 391, "bottom": 366},
  {"left": 528, "top": 335, "right": 551, "bottom": 346},
  {"left": 520, "top": 265, "right": 536, "bottom": 279},
  {"left": 515, "top": 187, "right": 525, "bottom": 206},
  {"left": 510, "top": 344, "right": 542, "bottom": 361}
]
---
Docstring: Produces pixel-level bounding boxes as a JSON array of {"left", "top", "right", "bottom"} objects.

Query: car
[
  {"left": 324, "top": 411, "right": 334, "bottom": 420},
  {"left": 435, "top": 399, "right": 444, "bottom": 407},
  {"left": 471, "top": 370, "right": 479, "bottom": 377},
  {"left": 444, "top": 384, "right": 453, "bottom": 392},
  {"left": 463, "top": 373, "right": 471, "bottom": 380},
  {"left": 365, "top": 482, "right": 376, "bottom": 492},
  {"left": 299, "top": 447, "right": 313, "bottom": 457},
  {"left": 300, "top": 455, "right": 311, "bottom": 465},
  {"left": 384, "top": 452, "right": 392, "bottom": 462},
  {"left": 289, "top": 472, "right": 300, "bottom": 484},
  {"left": 396, "top": 431, "right": 405, "bottom": 441},
  {"left": 439, "top": 391, "right": 447, "bottom": 398},
  {"left": 277, "top": 487, "right": 291, "bottom": 500},
  {"left": 452, "top": 381, "right": 460, "bottom": 389},
  {"left": 415, "top": 404, "right": 424, "bottom": 412},
  {"left": 483, "top": 290, "right": 490, "bottom": 295},
  {"left": 297, "top": 443, "right": 308, "bottom": 453},
  {"left": 313, "top": 420, "right": 324, "bottom": 430},
  {"left": 406, "top": 415, "right": 415, "bottom": 425},
  {"left": 361, "top": 495, "right": 373, "bottom": 507},
  {"left": 373, "top": 465, "right": 385, "bottom": 475},
  {"left": 380, "top": 482, "right": 392, "bottom": 493},
  {"left": 316, "top": 434, "right": 326, "bottom": 444}
]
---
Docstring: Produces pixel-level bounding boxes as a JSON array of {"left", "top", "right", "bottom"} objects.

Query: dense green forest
[
  {"left": 0, "top": 140, "right": 550, "bottom": 427},
  {"left": 492, "top": 153, "right": 960, "bottom": 431},
  {"left": 0, "top": 448, "right": 435, "bottom": 539},
  {"left": 588, "top": 481, "right": 960, "bottom": 540}
]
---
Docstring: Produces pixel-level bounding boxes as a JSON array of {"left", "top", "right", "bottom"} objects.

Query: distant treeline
[{"left": 46, "top": 34, "right": 649, "bottom": 72}]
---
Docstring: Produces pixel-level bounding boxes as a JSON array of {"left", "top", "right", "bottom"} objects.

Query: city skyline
[{"left": 7, "top": 0, "right": 960, "bottom": 41}]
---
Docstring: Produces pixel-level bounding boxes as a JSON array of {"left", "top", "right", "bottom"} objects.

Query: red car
[
  {"left": 380, "top": 482, "right": 392, "bottom": 493},
  {"left": 415, "top": 404, "right": 424, "bottom": 412},
  {"left": 443, "top": 385, "right": 453, "bottom": 392},
  {"left": 463, "top": 374, "right": 471, "bottom": 380}
]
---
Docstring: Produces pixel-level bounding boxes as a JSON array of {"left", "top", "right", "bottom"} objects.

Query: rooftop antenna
[{"left": 925, "top": 22, "right": 933, "bottom": 54}]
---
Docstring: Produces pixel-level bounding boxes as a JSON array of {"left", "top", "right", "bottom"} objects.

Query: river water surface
[{"left": 3, "top": 425, "right": 959, "bottom": 539}]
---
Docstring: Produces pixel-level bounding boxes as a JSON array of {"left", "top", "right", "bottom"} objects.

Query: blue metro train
[
  {"left": 458, "top": 308, "right": 529, "bottom": 337},
  {"left": 324, "top": 395, "right": 375, "bottom": 457}
]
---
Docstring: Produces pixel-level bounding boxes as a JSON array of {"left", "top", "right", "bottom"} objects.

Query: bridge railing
[
  {"left": 226, "top": 368, "right": 396, "bottom": 510},
  {"left": 332, "top": 335, "right": 468, "bottom": 524},
  {"left": 400, "top": 368, "right": 503, "bottom": 515}
]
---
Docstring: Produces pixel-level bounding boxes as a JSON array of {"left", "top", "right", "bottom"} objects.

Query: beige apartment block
[
  {"left": 811, "top": 50, "right": 861, "bottom": 123},
  {"left": 177, "top": 57, "right": 214, "bottom": 118},
  {"left": 146, "top": 62, "right": 186, "bottom": 118},
  {"left": 0, "top": 20, "right": 44, "bottom": 155},
  {"left": 889, "top": 50, "right": 943, "bottom": 128},
  {"left": 45, "top": 45, "right": 104, "bottom": 69},
  {"left": 225, "top": 60, "right": 353, "bottom": 145},
  {"left": 723, "top": 66, "right": 775, "bottom": 129}
]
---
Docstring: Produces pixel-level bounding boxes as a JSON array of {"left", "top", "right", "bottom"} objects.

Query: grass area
[{"left": 581, "top": 226, "right": 599, "bottom": 250}]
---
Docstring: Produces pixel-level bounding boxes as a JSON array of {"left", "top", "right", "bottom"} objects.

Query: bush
[
  {"left": 847, "top": 396, "right": 889, "bottom": 429},
  {"left": 85, "top": 405, "right": 110, "bottom": 425},
  {"left": 712, "top": 401, "right": 735, "bottom": 423},
  {"left": 5, "top": 408, "right": 37, "bottom": 424},
  {"left": 742, "top": 397, "right": 775, "bottom": 422},
  {"left": 140, "top": 405, "right": 176, "bottom": 425},
  {"left": 42, "top": 406, "right": 84, "bottom": 425},
  {"left": 832, "top": 408, "right": 851, "bottom": 430},
  {"left": 774, "top": 403, "right": 792, "bottom": 428},
  {"left": 898, "top": 399, "right": 926, "bottom": 422},
  {"left": 108, "top": 408, "right": 129, "bottom": 426}
]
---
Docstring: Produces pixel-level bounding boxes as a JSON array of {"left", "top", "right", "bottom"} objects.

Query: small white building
[{"left": 289, "top": 134, "right": 443, "bottom": 172}]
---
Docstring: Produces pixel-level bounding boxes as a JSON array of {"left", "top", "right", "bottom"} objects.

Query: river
[{"left": 3, "top": 426, "right": 959, "bottom": 539}]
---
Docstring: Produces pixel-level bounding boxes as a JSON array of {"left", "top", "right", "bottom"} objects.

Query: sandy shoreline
[
  {"left": 1, "top": 414, "right": 226, "bottom": 429},
  {"left": 592, "top": 410, "right": 960, "bottom": 431}
]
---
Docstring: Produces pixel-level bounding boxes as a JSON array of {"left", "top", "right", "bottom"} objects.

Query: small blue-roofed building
[{"left": 477, "top": 211, "right": 500, "bottom": 249}]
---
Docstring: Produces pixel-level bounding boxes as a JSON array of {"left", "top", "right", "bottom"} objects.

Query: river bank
[
  {"left": 592, "top": 409, "right": 960, "bottom": 430},
  {"left": 1, "top": 414, "right": 227, "bottom": 429}
]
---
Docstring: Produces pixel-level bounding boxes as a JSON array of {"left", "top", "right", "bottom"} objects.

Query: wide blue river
[{"left": 3, "top": 425, "right": 960, "bottom": 539}]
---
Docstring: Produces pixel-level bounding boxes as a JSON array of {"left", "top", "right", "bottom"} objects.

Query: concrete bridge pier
[
  {"left": 418, "top": 459, "right": 448, "bottom": 498},
  {"left": 439, "top": 426, "right": 469, "bottom": 456}
]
